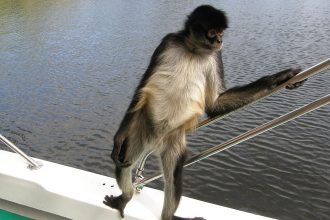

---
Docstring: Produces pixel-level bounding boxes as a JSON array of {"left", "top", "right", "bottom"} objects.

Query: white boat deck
[{"left": 0, "top": 150, "right": 274, "bottom": 220}]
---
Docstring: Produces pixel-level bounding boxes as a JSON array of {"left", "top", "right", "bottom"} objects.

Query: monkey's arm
[{"left": 206, "top": 68, "right": 304, "bottom": 118}]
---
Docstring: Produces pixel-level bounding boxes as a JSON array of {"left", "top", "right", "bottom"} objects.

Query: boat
[{"left": 0, "top": 149, "right": 274, "bottom": 220}]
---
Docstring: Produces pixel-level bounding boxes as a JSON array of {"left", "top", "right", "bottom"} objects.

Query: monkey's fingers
[
  {"left": 274, "top": 68, "right": 301, "bottom": 85},
  {"left": 267, "top": 68, "right": 302, "bottom": 90},
  {"left": 286, "top": 79, "right": 307, "bottom": 90}
]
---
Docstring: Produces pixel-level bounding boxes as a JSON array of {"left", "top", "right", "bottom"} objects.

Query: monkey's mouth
[{"left": 214, "top": 42, "right": 223, "bottom": 51}]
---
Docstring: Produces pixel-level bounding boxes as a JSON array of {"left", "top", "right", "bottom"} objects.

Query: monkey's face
[
  {"left": 205, "top": 28, "right": 224, "bottom": 51},
  {"left": 185, "top": 5, "right": 228, "bottom": 53},
  {"left": 188, "top": 26, "right": 225, "bottom": 53}
]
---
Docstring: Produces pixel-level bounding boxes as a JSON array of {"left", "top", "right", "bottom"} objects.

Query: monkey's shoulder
[
  {"left": 137, "top": 33, "right": 181, "bottom": 87},
  {"left": 151, "top": 32, "right": 184, "bottom": 57}
]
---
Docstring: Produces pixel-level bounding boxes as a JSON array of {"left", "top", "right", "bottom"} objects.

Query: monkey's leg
[
  {"left": 160, "top": 134, "right": 205, "bottom": 220},
  {"left": 206, "top": 68, "right": 304, "bottom": 117},
  {"left": 103, "top": 168, "right": 133, "bottom": 217},
  {"left": 161, "top": 148, "right": 186, "bottom": 220},
  {"left": 104, "top": 137, "right": 145, "bottom": 218}
]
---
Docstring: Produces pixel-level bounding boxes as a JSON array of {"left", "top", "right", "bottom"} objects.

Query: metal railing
[
  {"left": 134, "top": 58, "right": 330, "bottom": 191},
  {"left": 0, "top": 134, "right": 42, "bottom": 170}
]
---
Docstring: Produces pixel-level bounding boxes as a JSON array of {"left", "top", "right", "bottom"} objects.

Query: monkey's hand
[
  {"left": 111, "top": 133, "right": 132, "bottom": 168},
  {"left": 266, "top": 68, "right": 306, "bottom": 90}
]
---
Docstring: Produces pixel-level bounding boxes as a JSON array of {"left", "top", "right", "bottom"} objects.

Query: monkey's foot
[
  {"left": 103, "top": 195, "right": 129, "bottom": 218},
  {"left": 172, "top": 216, "right": 206, "bottom": 220}
]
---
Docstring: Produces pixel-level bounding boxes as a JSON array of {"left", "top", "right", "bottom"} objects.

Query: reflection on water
[{"left": 0, "top": 1, "right": 329, "bottom": 219}]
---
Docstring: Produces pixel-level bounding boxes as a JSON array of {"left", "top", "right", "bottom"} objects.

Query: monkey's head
[{"left": 184, "top": 5, "right": 228, "bottom": 52}]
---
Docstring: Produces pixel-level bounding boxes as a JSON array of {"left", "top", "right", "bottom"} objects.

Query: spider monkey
[{"left": 104, "top": 5, "right": 304, "bottom": 220}]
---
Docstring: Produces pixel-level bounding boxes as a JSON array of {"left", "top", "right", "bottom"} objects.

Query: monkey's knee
[
  {"left": 111, "top": 138, "right": 133, "bottom": 168},
  {"left": 113, "top": 159, "right": 132, "bottom": 168}
]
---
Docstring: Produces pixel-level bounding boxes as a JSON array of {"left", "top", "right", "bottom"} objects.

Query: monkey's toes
[{"left": 103, "top": 195, "right": 126, "bottom": 218}]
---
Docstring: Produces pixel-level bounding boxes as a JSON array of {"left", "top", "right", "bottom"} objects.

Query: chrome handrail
[
  {"left": 134, "top": 58, "right": 330, "bottom": 190},
  {"left": 0, "top": 134, "right": 42, "bottom": 170}
]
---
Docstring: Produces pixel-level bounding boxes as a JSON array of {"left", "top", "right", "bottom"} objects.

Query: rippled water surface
[{"left": 1, "top": 1, "right": 329, "bottom": 219}]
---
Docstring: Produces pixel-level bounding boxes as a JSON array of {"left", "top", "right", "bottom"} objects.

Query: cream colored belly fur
[{"left": 136, "top": 46, "right": 220, "bottom": 133}]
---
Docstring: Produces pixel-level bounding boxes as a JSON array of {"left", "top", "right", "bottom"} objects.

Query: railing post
[
  {"left": 0, "top": 134, "right": 43, "bottom": 170},
  {"left": 134, "top": 151, "right": 153, "bottom": 192}
]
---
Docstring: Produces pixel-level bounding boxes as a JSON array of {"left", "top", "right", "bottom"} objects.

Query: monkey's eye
[{"left": 207, "top": 29, "right": 217, "bottom": 38}]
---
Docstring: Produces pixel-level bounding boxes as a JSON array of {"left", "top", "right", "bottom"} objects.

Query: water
[{"left": 0, "top": 0, "right": 329, "bottom": 219}]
